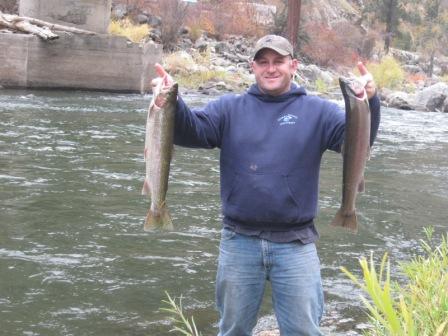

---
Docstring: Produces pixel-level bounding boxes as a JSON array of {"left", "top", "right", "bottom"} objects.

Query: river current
[{"left": 0, "top": 89, "right": 447, "bottom": 335}]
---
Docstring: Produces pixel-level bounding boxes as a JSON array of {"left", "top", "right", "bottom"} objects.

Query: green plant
[
  {"left": 341, "top": 227, "right": 448, "bottom": 336},
  {"left": 364, "top": 56, "right": 405, "bottom": 90},
  {"left": 161, "top": 292, "right": 202, "bottom": 336},
  {"left": 314, "top": 78, "right": 328, "bottom": 94}
]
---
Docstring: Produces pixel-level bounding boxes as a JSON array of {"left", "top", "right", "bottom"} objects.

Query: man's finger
[
  {"left": 155, "top": 63, "right": 167, "bottom": 78},
  {"left": 357, "top": 61, "right": 368, "bottom": 76}
]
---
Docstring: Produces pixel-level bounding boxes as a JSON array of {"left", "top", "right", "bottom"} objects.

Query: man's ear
[{"left": 291, "top": 58, "right": 299, "bottom": 71}]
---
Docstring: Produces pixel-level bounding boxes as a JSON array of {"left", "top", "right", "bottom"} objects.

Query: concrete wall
[
  {"left": 19, "top": 0, "right": 112, "bottom": 34},
  {"left": 0, "top": 33, "right": 162, "bottom": 93}
]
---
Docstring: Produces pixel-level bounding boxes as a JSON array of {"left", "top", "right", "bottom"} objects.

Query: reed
[
  {"left": 341, "top": 227, "right": 448, "bottom": 336},
  {"left": 161, "top": 291, "right": 202, "bottom": 336}
]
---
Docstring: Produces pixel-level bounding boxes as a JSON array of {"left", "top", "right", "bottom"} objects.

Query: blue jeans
[{"left": 216, "top": 228, "right": 324, "bottom": 336}]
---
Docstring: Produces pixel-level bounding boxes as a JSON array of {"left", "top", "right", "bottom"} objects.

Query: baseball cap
[{"left": 252, "top": 35, "right": 294, "bottom": 60}]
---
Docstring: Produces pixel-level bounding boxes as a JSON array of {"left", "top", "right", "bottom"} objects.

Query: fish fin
[
  {"left": 141, "top": 178, "right": 151, "bottom": 195},
  {"left": 330, "top": 209, "right": 358, "bottom": 233},
  {"left": 358, "top": 178, "right": 365, "bottom": 192},
  {"left": 144, "top": 203, "right": 173, "bottom": 231}
]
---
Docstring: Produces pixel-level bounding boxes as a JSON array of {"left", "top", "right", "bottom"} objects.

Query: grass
[
  {"left": 163, "top": 49, "right": 251, "bottom": 90},
  {"left": 341, "top": 227, "right": 448, "bottom": 336},
  {"left": 161, "top": 292, "right": 202, "bottom": 336},
  {"left": 108, "top": 18, "right": 149, "bottom": 43}
]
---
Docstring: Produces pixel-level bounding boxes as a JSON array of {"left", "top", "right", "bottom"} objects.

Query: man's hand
[
  {"left": 357, "top": 62, "right": 376, "bottom": 99},
  {"left": 151, "top": 63, "right": 175, "bottom": 108}
]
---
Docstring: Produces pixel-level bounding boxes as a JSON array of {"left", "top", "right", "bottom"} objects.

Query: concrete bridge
[{"left": 0, "top": 0, "right": 162, "bottom": 92}]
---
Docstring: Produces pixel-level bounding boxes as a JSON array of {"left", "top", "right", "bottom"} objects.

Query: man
[{"left": 153, "top": 35, "right": 380, "bottom": 336}]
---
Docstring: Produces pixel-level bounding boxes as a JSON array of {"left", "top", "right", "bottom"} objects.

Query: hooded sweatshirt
[{"left": 174, "top": 84, "right": 380, "bottom": 241}]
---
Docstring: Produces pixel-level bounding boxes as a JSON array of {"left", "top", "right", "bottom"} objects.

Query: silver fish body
[
  {"left": 141, "top": 81, "right": 178, "bottom": 231},
  {"left": 331, "top": 77, "right": 371, "bottom": 232}
]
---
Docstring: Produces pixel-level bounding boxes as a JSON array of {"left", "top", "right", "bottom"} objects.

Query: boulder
[
  {"left": 111, "top": 4, "right": 127, "bottom": 20},
  {"left": 383, "top": 90, "right": 415, "bottom": 110},
  {"left": 415, "top": 82, "right": 448, "bottom": 112},
  {"left": 299, "top": 64, "right": 334, "bottom": 85},
  {"left": 402, "top": 64, "right": 424, "bottom": 74},
  {"left": 443, "top": 96, "right": 448, "bottom": 113},
  {"left": 136, "top": 14, "right": 149, "bottom": 24}
]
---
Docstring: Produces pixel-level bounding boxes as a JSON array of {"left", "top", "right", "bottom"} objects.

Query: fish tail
[
  {"left": 331, "top": 209, "right": 358, "bottom": 233},
  {"left": 144, "top": 203, "right": 173, "bottom": 231}
]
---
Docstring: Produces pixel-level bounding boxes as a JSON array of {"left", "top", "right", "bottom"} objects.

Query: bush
[
  {"left": 301, "top": 23, "right": 359, "bottom": 68},
  {"left": 108, "top": 18, "right": 149, "bottom": 43},
  {"left": 342, "top": 228, "right": 448, "bottom": 336},
  {"left": 365, "top": 56, "right": 405, "bottom": 90}
]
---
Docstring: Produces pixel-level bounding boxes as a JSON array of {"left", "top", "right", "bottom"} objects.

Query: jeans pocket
[{"left": 221, "top": 228, "right": 236, "bottom": 241}]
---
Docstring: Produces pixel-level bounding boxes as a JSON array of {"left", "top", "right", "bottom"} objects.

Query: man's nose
[{"left": 267, "top": 63, "right": 276, "bottom": 72}]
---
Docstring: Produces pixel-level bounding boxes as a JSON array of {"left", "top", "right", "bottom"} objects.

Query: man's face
[{"left": 251, "top": 48, "right": 298, "bottom": 96}]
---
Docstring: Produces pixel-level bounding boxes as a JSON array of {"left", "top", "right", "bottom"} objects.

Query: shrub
[
  {"left": 301, "top": 23, "right": 358, "bottom": 68},
  {"left": 342, "top": 227, "right": 448, "bottom": 336},
  {"left": 108, "top": 18, "right": 149, "bottom": 43},
  {"left": 364, "top": 56, "right": 405, "bottom": 90}
]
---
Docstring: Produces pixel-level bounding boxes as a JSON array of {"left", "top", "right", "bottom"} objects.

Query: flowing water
[{"left": 0, "top": 89, "right": 447, "bottom": 336}]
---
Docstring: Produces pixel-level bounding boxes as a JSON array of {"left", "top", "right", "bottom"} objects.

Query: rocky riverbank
[{"left": 165, "top": 33, "right": 448, "bottom": 113}]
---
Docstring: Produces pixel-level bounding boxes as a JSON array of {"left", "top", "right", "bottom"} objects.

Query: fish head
[{"left": 339, "top": 76, "right": 370, "bottom": 101}]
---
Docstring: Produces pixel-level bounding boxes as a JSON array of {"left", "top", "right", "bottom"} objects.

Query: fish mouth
[{"left": 339, "top": 77, "right": 367, "bottom": 100}]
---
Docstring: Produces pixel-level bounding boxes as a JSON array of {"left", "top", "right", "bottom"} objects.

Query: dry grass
[{"left": 108, "top": 18, "right": 149, "bottom": 43}]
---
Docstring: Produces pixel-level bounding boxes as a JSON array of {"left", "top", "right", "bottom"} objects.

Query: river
[{"left": 0, "top": 89, "right": 447, "bottom": 336}]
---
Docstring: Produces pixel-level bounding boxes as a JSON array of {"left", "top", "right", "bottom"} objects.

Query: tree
[
  {"left": 287, "top": 0, "right": 301, "bottom": 52},
  {"left": 362, "top": 0, "right": 410, "bottom": 54},
  {"left": 411, "top": 0, "right": 448, "bottom": 77}
]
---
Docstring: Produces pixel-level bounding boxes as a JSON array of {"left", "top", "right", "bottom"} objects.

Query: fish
[
  {"left": 331, "top": 75, "right": 372, "bottom": 233},
  {"left": 141, "top": 79, "right": 178, "bottom": 231}
]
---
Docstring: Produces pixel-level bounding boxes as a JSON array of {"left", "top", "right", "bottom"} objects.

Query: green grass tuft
[{"left": 342, "top": 227, "right": 448, "bottom": 336}]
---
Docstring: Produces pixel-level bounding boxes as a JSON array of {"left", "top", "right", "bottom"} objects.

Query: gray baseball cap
[{"left": 252, "top": 35, "right": 294, "bottom": 60}]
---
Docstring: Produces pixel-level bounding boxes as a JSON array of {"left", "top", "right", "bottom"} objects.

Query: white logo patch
[{"left": 277, "top": 114, "right": 298, "bottom": 126}]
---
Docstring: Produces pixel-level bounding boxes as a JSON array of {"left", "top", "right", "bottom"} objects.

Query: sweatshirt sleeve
[
  {"left": 368, "top": 94, "right": 381, "bottom": 146},
  {"left": 173, "top": 95, "right": 224, "bottom": 149},
  {"left": 325, "top": 93, "right": 381, "bottom": 153}
]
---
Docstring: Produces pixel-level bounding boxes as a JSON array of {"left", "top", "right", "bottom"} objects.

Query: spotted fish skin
[{"left": 142, "top": 81, "right": 178, "bottom": 231}]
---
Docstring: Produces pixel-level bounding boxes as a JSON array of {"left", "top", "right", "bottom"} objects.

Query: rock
[
  {"left": 136, "top": 14, "right": 149, "bottom": 24},
  {"left": 443, "top": 96, "right": 448, "bottom": 113},
  {"left": 402, "top": 64, "right": 424, "bottom": 74},
  {"left": 415, "top": 82, "right": 448, "bottom": 111},
  {"left": 390, "top": 48, "right": 420, "bottom": 65},
  {"left": 147, "top": 14, "right": 162, "bottom": 28},
  {"left": 111, "top": 4, "right": 128, "bottom": 20},
  {"left": 383, "top": 90, "right": 415, "bottom": 110},
  {"left": 194, "top": 37, "right": 208, "bottom": 52},
  {"left": 299, "top": 64, "right": 334, "bottom": 84}
]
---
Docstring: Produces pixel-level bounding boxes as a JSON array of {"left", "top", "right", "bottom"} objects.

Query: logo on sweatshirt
[{"left": 277, "top": 114, "right": 298, "bottom": 126}]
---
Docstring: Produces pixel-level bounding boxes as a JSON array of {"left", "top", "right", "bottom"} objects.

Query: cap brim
[{"left": 253, "top": 47, "right": 290, "bottom": 60}]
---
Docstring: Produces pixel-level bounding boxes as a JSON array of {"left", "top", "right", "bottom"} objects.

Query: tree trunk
[
  {"left": 0, "top": 11, "right": 97, "bottom": 40},
  {"left": 428, "top": 50, "right": 435, "bottom": 78},
  {"left": 287, "top": 0, "right": 301, "bottom": 53}
]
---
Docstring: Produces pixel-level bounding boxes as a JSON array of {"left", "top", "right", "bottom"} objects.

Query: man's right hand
[{"left": 152, "top": 63, "right": 175, "bottom": 108}]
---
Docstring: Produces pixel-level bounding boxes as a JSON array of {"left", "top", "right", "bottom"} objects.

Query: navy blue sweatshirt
[{"left": 174, "top": 83, "right": 381, "bottom": 243}]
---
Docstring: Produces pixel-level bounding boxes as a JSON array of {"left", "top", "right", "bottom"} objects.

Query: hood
[{"left": 248, "top": 83, "right": 307, "bottom": 102}]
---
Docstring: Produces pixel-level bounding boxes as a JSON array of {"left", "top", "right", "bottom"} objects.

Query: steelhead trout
[
  {"left": 331, "top": 76, "right": 371, "bottom": 233},
  {"left": 141, "top": 80, "right": 178, "bottom": 231}
]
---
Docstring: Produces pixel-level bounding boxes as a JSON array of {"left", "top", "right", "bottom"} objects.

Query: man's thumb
[
  {"left": 357, "top": 61, "right": 368, "bottom": 76},
  {"left": 155, "top": 63, "right": 167, "bottom": 78}
]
